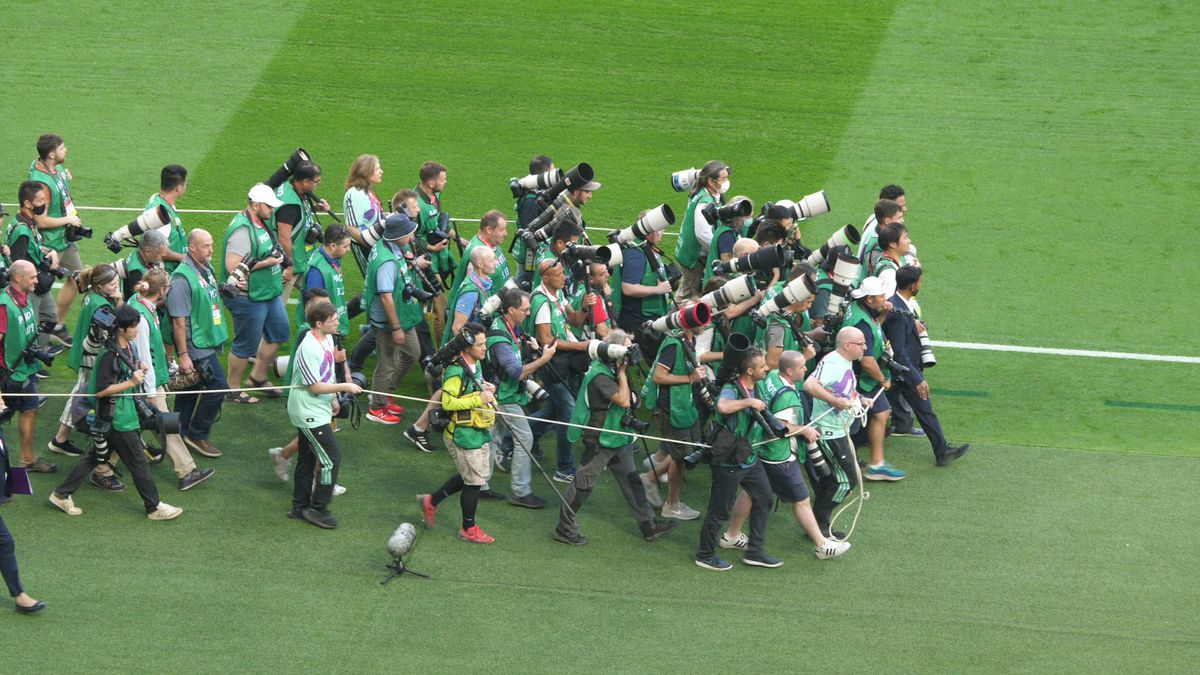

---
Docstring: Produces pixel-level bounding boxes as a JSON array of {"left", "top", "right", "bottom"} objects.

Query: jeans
[
  {"left": 226, "top": 294, "right": 290, "bottom": 359},
  {"left": 529, "top": 380, "right": 576, "bottom": 473},
  {"left": 492, "top": 403, "right": 533, "bottom": 497},
  {"left": 174, "top": 352, "right": 228, "bottom": 441}
]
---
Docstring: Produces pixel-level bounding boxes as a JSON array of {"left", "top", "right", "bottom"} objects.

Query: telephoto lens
[
  {"left": 609, "top": 204, "right": 675, "bottom": 246},
  {"left": 806, "top": 440, "right": 832, "bottom": 478},
  {"left": 699, "top": 275, "right": 757, "bottom": 311},
  {"left": 805, "top": 224, "right": 861, "bottom": 267},
  {"left": 701, "top": 197, "right": 753, "bottom": 224},
  {"left": 670, "top": 167, "right": 699, "bottom": 193},
  {"left": 105, "top": 203, "right": 171, "bottom": 253},
  {"left": 516, "top": 168, "right": 564, "bottom": 191},
  {"left": 711, "top": 244, "right": 792, "bottom": 278}
]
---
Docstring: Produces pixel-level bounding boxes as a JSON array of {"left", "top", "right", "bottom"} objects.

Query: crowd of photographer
[{"left": 0, "top": 135, "right": 970, "bottom": 575}]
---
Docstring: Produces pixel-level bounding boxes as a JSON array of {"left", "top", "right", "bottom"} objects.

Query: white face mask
[{"left": 718, "top": 179, "right": 731, "bottom": 195}]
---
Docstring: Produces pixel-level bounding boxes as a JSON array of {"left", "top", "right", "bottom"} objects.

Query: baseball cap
[
  {"left": 248, "top": 183, "right": 283, "bottom": 208},
  {"left": 851, "top": 276, "right": 885, "bottom": 298}
]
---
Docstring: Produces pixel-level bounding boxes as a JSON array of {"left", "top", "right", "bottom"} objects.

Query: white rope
[{"left": 827, "top": 388, "right": 887, "bottom": 543}]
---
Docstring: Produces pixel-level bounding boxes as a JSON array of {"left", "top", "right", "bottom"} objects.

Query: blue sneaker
[
  {"left": 695, "top": 556, "right": 733, "bottom": 571},
  {"left": 865, "top": 462, "right": 906, "bottom": 481}
]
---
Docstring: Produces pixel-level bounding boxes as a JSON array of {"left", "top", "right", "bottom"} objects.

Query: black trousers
[
  {"left": 890, "top": 377, "right": 949, "bottom": 458},
  {"left": 886, "top": 386, "right": 915, "bottom": 432},
  {"left": 810, "top": 435, "right": 859, "bottom": 528},
  {"left": 294, "top": 424, "right": 340, "bottom": 513},
  {"left": 348, "top": 327, "right": 376, "bottom": 374},
  {"left": 696, "top": 461, "right": 773, "bottom": 560},
  {"left": 0, "top": 511, "right": 20, "bottom": 597},
  {"left": 556, "top": 439, "right": 655, "bottom": 538},
  {"left": 55, "top": 430, "right": 160, "bottom": 512}
]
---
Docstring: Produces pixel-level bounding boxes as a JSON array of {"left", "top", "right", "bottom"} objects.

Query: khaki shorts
[
  {"left": 444, "top": 435, "right": 493, "bottom": 486},
  {"left": 57, "top": 242, "right": 82, "bottom": 272}
]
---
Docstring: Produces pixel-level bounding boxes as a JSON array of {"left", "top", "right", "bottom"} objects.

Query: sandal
[
  {"left": 244, "top": 377, "right": 283, "bottom": 398},
  {"left": 225, "top": 391, "right": 259, "bottom": 405}
]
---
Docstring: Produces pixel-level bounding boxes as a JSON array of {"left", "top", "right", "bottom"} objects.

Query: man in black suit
[
  {"left": 881, "top": 266, "right": 969, "bottom": 467},
  {"left": 0, "top": 395, "right": 47, "bottom": 613}
]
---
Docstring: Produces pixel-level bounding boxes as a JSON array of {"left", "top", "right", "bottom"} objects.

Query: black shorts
[
  {"left": 1, "top": 378, "right": 41, "bottom": 412},
  {"left": 761, "top": 459, "right": 809, "bottom": 502}
]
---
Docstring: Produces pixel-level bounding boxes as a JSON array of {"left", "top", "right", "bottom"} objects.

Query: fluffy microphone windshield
[{"left": 388, "top": 523, "right": 418, "bottom": 560}]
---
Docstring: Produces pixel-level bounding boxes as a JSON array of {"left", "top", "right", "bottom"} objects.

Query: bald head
[
  {"left": 539, "top": 259, "right": 565, "bottom": 289},
  {"left": 470, "top": 245, "right": 496, "bottom": 276},
  {"left": 187, "top": 228, "right": 214, "bottom": 264},
  {"left": 836, "top": 326, "right": 866, "bottom": 361},
  {"left": 187, "top": 228, "right": 210, "bottom": 246},
  {"left": 778, "top": 349, "right": 803, "bottom": 375},
  {"left": 9, "top": 260, "right": 36, "bottom": 294},
  {"left": 731, "top": 238, "right": 760, "bottom": 258}
]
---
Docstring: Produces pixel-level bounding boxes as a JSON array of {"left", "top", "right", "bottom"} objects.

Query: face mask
[
  {"left": 32, "top": 204, "right": 47, "bottom": 216},
  {"left": 718, "top": 179, "right": 731, "bottom": 195}
]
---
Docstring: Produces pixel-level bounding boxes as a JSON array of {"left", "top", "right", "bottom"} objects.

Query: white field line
[{"left": 929, "top": 340, "right": 1200, "bottom": 364}]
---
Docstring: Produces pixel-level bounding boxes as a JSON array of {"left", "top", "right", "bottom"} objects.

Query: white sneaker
[
  {"left": 268, "top": 447, "right": 291, "bottom": 482},
  {"left": 49, "top": 493, "right": 82, "bottom": 516},
  {"left": 640, "top": 473, "right": 663, "bottom": 508},
  {"left": 148, "top": 502, "right": 183, "bottom": 521},
  {"left": 719, "top": 531, "right": 748, "bottom": 549},
  {"left": 333, "top": 484, "right": 347, "bottom": 496},
  {"left": 662, "top": 501, "right": 701, "bottom": 521},
  {"left": 816, "top": 539, "right": 851, "bottom": 560}
]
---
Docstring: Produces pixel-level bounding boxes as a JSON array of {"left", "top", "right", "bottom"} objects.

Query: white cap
[
  {"left": 851, "top": 276, "right": 885, "bottom": 298},
  {"left": 248, "top": 183, "right": 283, "bottom": 208}
]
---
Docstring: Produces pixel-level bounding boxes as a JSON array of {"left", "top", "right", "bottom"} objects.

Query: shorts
[
  {"left": 226, "top": 294, "right": 290, "bottom": 358},
  {"left": 850, "top": 386, "right": 890, "bottom": 434},
  {"left": 762, "top": 459, "right": 809, "bottom": 503},
  {"left": 444, "top": 435, "right": 492, "bottom": 486},
  {"left": 652, "top": 409, "right": 701, "bottom": 463},
  {"left": 1, "top": 377, "right": 42, "bottom": 412},
  {"left": 57, "top": 242, "right": 82, "bottom": 273}
]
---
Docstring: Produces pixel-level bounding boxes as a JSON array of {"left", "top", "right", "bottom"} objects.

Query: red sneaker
[
  {"left": 367, "top": 407, "right": 401, "bottom": 425},
  {"left": 385, "top": 399, "right": 405, "bottom": 416},
  {"left": 457, "top": 525, "right": 494, "bottom": 545},
  {"left": 417, "top": 494, "right": 437, "bottom": 528}
]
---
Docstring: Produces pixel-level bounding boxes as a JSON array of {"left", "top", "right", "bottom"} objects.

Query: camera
[
  {"left": 699, "top": 274, "right": 757, "bottom": 311},
  {"left": 219, "top": 253, "right": 255, "bottom": 299},
  {"left": 806, "top": 440, "right": 832, "bottom": 478},
  {"left": 711, "top": 244, "right": 793, "bottom": 278},
  {"left": 522, "top": 378, "right": 549, "bottom": 403},
  {"left": 403, "top": 280, "right": 434, "bottom": 303},
  {"left": 104, "top": 204, "right": 171, "bottom": 253},
  {"left": 21, "top": 343, "right": 56, "bottom": 369},
  {"left": 303, "top": 223, "right": 323, "bottom": 246},
  {"left": 46, "top": 264, "right": 74, "bottom": 281},
  {"left": 333, "top": 373, "right": 367, "bottom": 423},
  {"left": 620, "top": 412, "right": 651, "bottom": 434},
  {"left": 134, "top": 396, "right": 181, "bottom": 439},
  {"left": 643, "top": 302, "right": 711, "bottom": 335},
  {"left": 64, "top": 223, "right": 94, "bottom": 242},
  {"left": 919, "top": 328, "right": 937, "bottom": 368},
  {"left": 427, "top": 212, "right": 453, "bottom": 247},
  {"left": 607, "top": 204, "right": 675, "bottom": 246},
  {"left": 0, "top": 259, "right": 10, "bottom": 288},
  {"left": 772, "top": 191, "right": 830, "bottom": 221},
  {"left": 878, "top": 352, "right": 910, "bottom": 375},
  {"left": 515, "top": 169, "right": 564, "bottom": 192},
  {"left": 539, "top": 162, "right": 593, "bottom": 207},
  {"left": 754, "top": 272, "right": 817, "bottom": 320},
  {"left": 477, "top": 279, "right": 519, "bottom": 322},
  {"left": 563, "top": 243, "right": 613, "bottom": 265},
  {"left": 805, "top": 224, "right": 861, "bottom": 267},
  {"left": 821, "top": 251, "right": 861, "bottom": 324},
  {"left": 664, "top": 260, "right": 682, "bottom": 289},
  {"left": 682, "top": 446, "right": 711, "bottom": 470},
  {"left": 670, "top": 167, "right": 699, "bottom": 193},
  {"left": 265, "top": 147, "right": 311, "bottom": 189},
  {"left": 700, "top": 197, "right": 753, "bottom": 224},
  {"left": 587, "top": 340, "right": 640, "bottom": 367},
  {"left": 422, "top": 327, "right": 477, "bottom": 378},
  {"left": 428, "top": 407, "right": 451, "bottom": 433}
]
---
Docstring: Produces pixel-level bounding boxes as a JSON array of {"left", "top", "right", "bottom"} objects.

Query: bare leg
[
  {"left": 723, "top": 490, "right": 751, "bottom": 539},
  {"left": 793, "top": 498, "right": 826, "bottom": 546},
  {"left": 18, "top": 411, "right": 36, "bottom": 465},
  {"left": 280, "top": 435, "right": 300, "bottom": 461},
  {"left": 868, "top": 410, "right": 890, "bottom": 466},
  {"left": 248, "top": 340, "right": 281, "bottom": 383},
  {"left": 226, "top": 355, "right": 250, "bottom": 394}
]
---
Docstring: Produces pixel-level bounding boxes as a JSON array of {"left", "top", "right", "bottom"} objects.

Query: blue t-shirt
[
  {"left": 367, "top": 251, "right": 399, "bottom": 327},
  {"left": 455, "top": 273, "right": 493, "bottom": 317}
]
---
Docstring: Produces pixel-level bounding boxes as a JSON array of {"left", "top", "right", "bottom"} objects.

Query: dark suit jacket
[
  {"left": 0, "top": 433, "right": 10, "bottom": 499},
  {"left": 882, "top": 293, "right": 925, "bottom": 386}
]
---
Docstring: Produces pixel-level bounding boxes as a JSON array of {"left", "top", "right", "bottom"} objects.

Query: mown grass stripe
[{"left": 1104, "top": 399, "right": 1200, "bottom": 413}]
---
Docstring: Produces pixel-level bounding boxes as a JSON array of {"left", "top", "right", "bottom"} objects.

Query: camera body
[
  {"left": 65, "top": 223, "right": 94, "bottom": 242},
  {"left": 620, "top": 412, "right": 650, "bottom": 434},
  {"left": 423, "top": 328, "right": 477, "bottom": 378}
]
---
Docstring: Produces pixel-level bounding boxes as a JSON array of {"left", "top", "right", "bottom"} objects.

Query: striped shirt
[{"left": 287, "top": 330, "right": 336, "bottom": 428}]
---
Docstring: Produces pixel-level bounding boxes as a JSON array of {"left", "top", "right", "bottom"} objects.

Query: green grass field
[{"left": 0, "top": 1, "right": 1197, "bottom": 671}]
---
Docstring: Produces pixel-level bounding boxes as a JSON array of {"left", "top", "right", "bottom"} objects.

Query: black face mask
[{"left": 32, "top": 204, "right": 47, "bottom": 216}]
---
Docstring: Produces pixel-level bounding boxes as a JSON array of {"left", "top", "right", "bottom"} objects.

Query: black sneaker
[
  {"left": 286, "top": 508, "right": 304, "bottom": 520},
  {"left": 90, "top": 473, "right": 126, "bottom": 492},
  {"left": 48, "top": 437, "right": 84, "bottom": 457},
  {"left": 743, "top": 553, "right": 785, "bottom": 568},
  {"left": 507, "top": 493, "right": 546, "bottom": 509},
  {"left": 300, "top": 507, "right": 339, "bottom": 529},
  {"left": 479, "top": 488, "right": 506, "bottom": 501},
  {"left": 553, "top": 529, "right": 589, "bottom": 546},
  {"left": 495, "top": 453, "right": 512, "bottom": 473},
  {"left": 641, "top": 519, "right": 678, "bottom": 542},
  {"left": 819, "top": 523, "right": 847, "bottom": 540},
  {"left": 44, "top": 343, "right": 66, "bottom": 356},
  {"left": 936, "top": 443, "right": 970, "bottom": 467},
  {"left": 893, "top": 428, "right": 927, "bottom": 437},
  {"left": 49, "top": 324, "right": 74, "bottom": 347},
  {"left": 178, "top": 467, "right": 216, "bottom": 491},
  {"left": 34, "top": 368, "right": 52, "bottom": 379},
  {"left": 404, "top": 426, "right": 433, "bottom": 453}
]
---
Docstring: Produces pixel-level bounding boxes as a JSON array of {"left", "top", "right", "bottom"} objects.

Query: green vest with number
[
  {"left": 442, "top": 362, "right": 491, "bottom": 449},
  {"left": 641, "top": 335, "right": 699, "bottom": 428},
  {"left": 363, "top": 241, "right": 423, "bottom": 330},
  {"left": 172, "top": 261, "right": 230, "bottom": 349},
  {"left": 270, "top": 181, "right": 317, "bottom": 277},
  {"left": 28, "top": 160, "right": 73, "bottom": 251},
  {"left": 485, "top": 317, "right": 529, "bottom": 406},
  {"left": 756, "top": 370, "right": 800, "bottom": 463},
  {"left": 0, "top": 290, "right": 39, "bottom": 382},
  {"left": 68, "top": 291, "right": 113, "bottom": 371},
  {"left": 7, "top": 217, "right": 46, "bottom": 267},
  {"left": 300, "top": 248, "right": 349, "bottom": 334},
  {"left": 843, "top": 299, "right": 886, "bottom": 392},
  {"left": 453, "top": 235, "right": 512, "bottom": 292},
  {"left": 147, "top": 194, "right": 186, "bottom": 272},
  {"left": 702, "top": 221, "right": 737, "bottom": 286},
  {"left": 568, "top": 360, "right": 634, "bottom": 448},
  {"left": 525, "top": 287, "right": 571, "bottom": 341},
  {"left": 674, "top": 191, "right": 716, "bottom": 268},
  {"left": 88, "top": 344, "right": 140, "bottom": 432},
  {"left": 223, "top": 212, "right": 282, "bottom": 302},
  {"left": 444, "top": 272, "right": 491, "bottom": 342},
  {"left": 416, "top": 186, "right": 456, "bottom": 275},
  {"left": 130, "top": 295, "right": 168, "bottom": 384}
]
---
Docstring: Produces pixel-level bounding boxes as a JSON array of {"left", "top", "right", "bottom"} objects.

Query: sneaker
[
  {"left": 90, "top": 473, "right": 126, "bottom": 492},
  {"left": 816, "top": 539, "right": 851, "bottom": 560},
  {"left": 719, "top": 532, "right": 748, "bottom": 550},
  {"left": 893, "top": 427, "right": 926, "bottom": 437},
  {"left": 695, "top": 556, "right": 733, "bottom": 571},
  {"left": 743, "top": 553, "right": 784, "bottom": 568},
  {"left": 147, "top": 502, "right": 184, "bottom": 521},
  {"left": 479, "top": 488, "right": 506, "bottom": 501},
  {"left": 183, "top": 437, "right": 223, "bottom": 458},
  {"left": 384, "top": 399, "right": 405, "bottom": 416},
  {"left": 640, "top": 473, "right": 663, "bottom": 508},
  {"left": 366, "top": 407, "right": 401, "bottom": 425},
  {"left": 865, "top": 462, "right": 906, "bottom": 481},
  {"left": 35, "top": 366, "right": 54, "bottom": 377},
  {"left": 21, "top": 457, "right": 57, "bottom": 473},
  {"left": 495, "top": 453, "right": 512, "bottom": 473},
  {"left": 641, "top": 519, "right": 678, "bottom": 542},
  {"left": 457, "top": 525, "right": 494, "bottom": 544},
  {"left": 507, "top": 493, "right": 547, "bottom": 509},
  {"left": 48, "top": 437, "right": 84, "bottom": 457},
  {"left": 552, "top": 469, "right": 576, "bottom": 483},
  {"left": 178, "top": 467, "right": 215, "bottom": 491},
  {"left": 553, "top": 529, "right": 589, "bottom": 546},
  {"left": 404, "top": 425, "right": 433, "bottom": 452},
  {"left": 819, "top": 523, "right": 848, "bottom": 540},
  {"left": 143, "top": 444, "right": 165, "bottom": 464},
  {"left": 49, "top": 324, "right": 73, "bottom": 347},
  {"left": 332, "top": 484, "right": 347, "bottom": 496},
  {"left": 662, "top": 501, "right": 701, "bottom": 521},
  {"left": 268, "top": 447, "right": 291, "bottom": 481},
  {"left": 49, "top": 493, "right": 82, "bottom": 516},
  {"left": 300, "top": 507, "right": 338, "bottom": 529},
  {"left": 937, "top": 444, "right": 970, "bottom": 467},
  {"left": 417, "top": 494, "right": 437, "bottom": 528}
]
